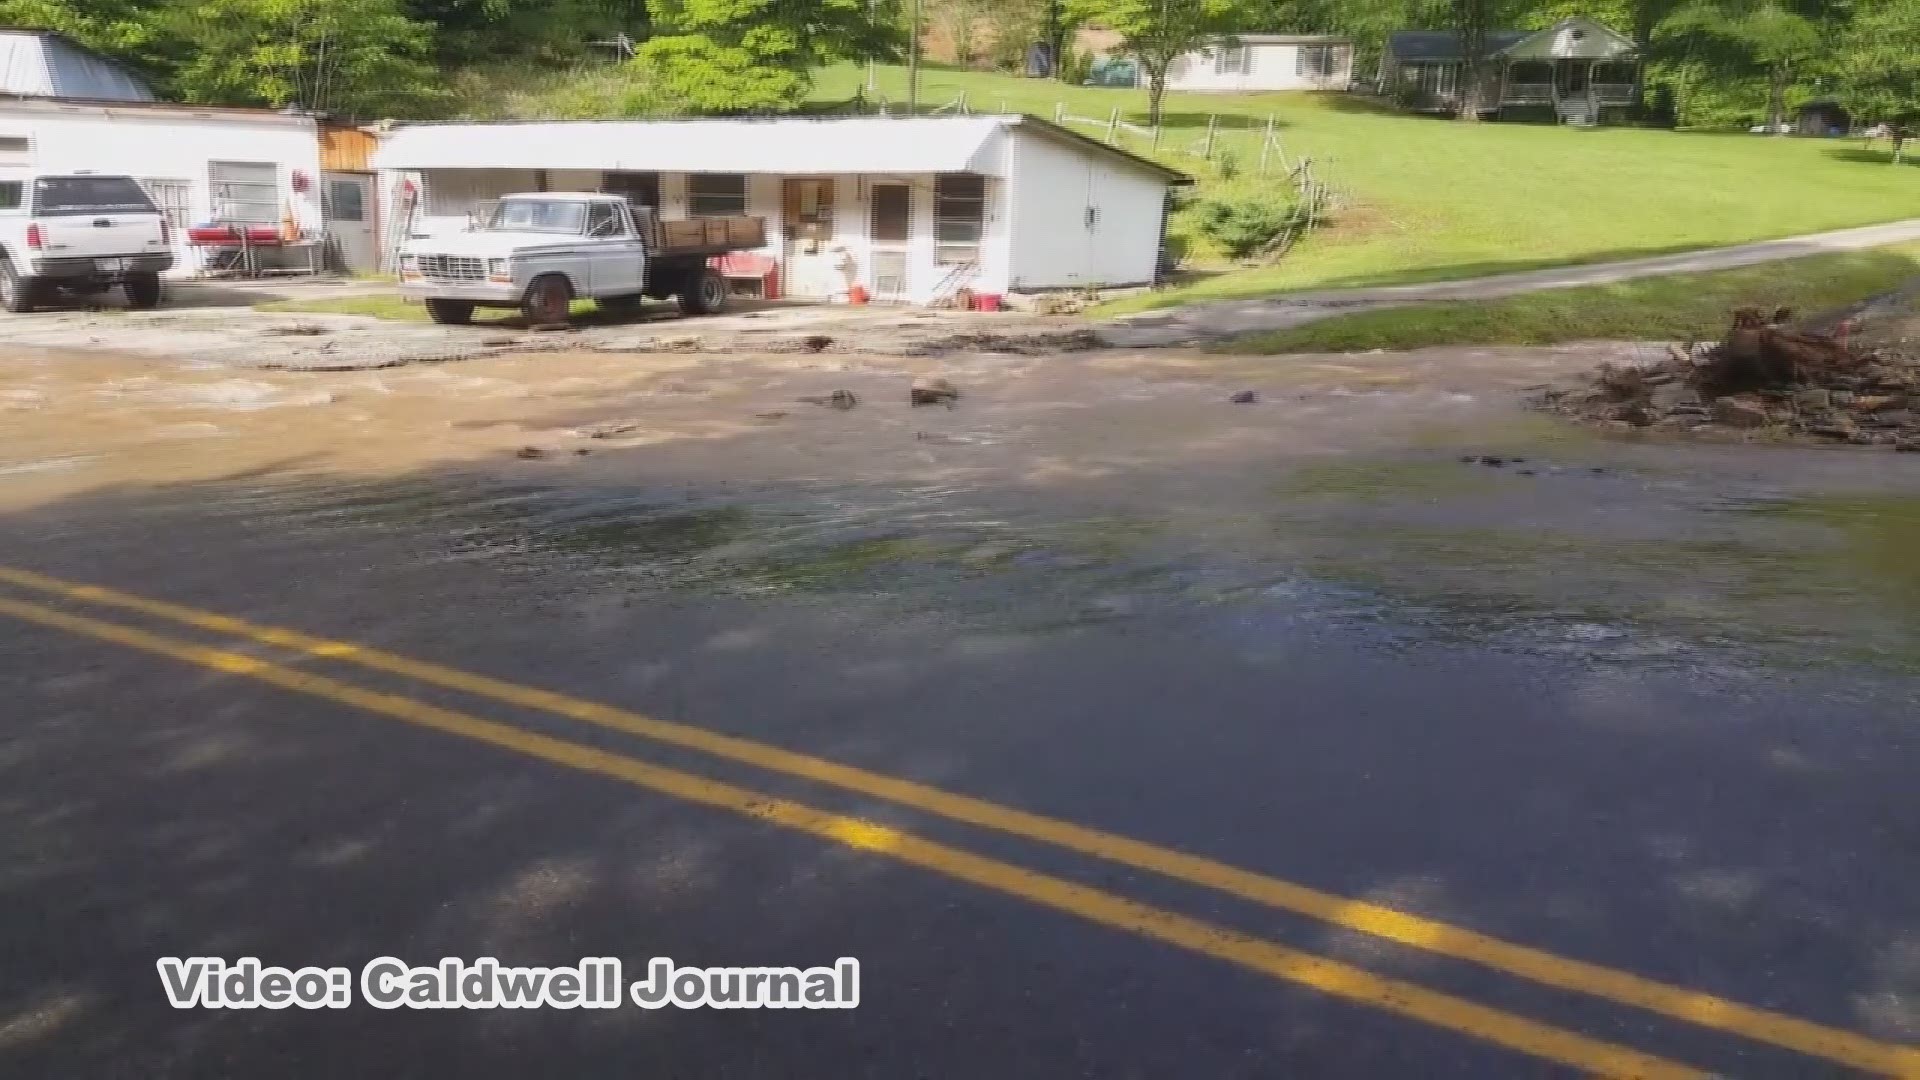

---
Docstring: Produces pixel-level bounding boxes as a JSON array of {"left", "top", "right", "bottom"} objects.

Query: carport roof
[{"left": 371, "top": 114, "right": 1187, "bottom": 183}]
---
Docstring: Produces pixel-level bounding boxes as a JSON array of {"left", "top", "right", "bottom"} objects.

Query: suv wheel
[
  {"left": 0, "top": 258, "right": 38, "bottom": 313},
  {"left": 124, "top": 272, "right": 162, "bottom": 310}
]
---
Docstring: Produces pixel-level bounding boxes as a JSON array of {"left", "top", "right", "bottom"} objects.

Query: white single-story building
[
  {"left": 371, "top": 115, "right": 1188, "bottom": 304},
  {"left": 1163, "top": 35, "right": 1354, "bottom": 93},
  {"left": 0, "top": 28, "right": 325, "bottom": 277}
]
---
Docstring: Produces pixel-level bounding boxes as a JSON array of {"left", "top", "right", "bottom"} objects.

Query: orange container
[
  {"left": 972, "top": 292, "right": 1003, "bottom": 313},
  {"left": 847, "top": 283, "right": 870, "bottom": 305}
]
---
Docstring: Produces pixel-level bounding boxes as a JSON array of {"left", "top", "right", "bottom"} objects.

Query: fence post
[
  {"left": 1055, "top": 101, "right": 1065, "bottom": 122},
  {"left": 1203, "top": 114, "right": 1217, "bottom": 159},
  {"left": 1258, "top": 114, "right": 1274, "bottom": 174},
  {"left": 1107, "top": 107, "right": 1120, "bottom": 144}
]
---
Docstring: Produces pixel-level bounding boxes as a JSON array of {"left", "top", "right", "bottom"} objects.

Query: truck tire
[
  {"left": 0, "top": 257, "right": 40, "bottom": 313},
  {"left": 425, "top": 298, "right": 475, "bottom": 325},
  {"left": 597, "top": 294, "right": 645, "bottom": 318},
  {"left": 677, "top": 268, "right": 730, "bottom": 316},
  {"left": 124, "top": 272, "right": 162, "bottom": 310},
  {"left": 521, "top": 274, "right": 573, "bottom": 326}
]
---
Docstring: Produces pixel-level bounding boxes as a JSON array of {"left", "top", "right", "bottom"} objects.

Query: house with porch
[
  {"left": 1379, "top": 17, "right": 1640, "bottom": 125},
  {"left": 370, "top": 115, "right": 1187, "bottom": 305}
]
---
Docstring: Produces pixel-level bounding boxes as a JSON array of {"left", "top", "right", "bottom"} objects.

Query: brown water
[{"left": 7, "top": 341, "right": 1920, "bottom": 671}]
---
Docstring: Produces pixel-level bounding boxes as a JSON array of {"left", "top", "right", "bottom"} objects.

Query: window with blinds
[
  {"left": 1296, "top": 46, "right": 1337, "bottom": 78},
  {"left": 1213, "top": 46, "right": 1251, "bottom": 75},
  {"left": 933, "top": 174, "right": 985, "bottom": 266},
  {"left": 137, "top": 178, "right": 191, "bottom": 231},
  {"left": 688, "top": 173, "right": 747, "bottom": 216},
  {"left": 209, "top": 160, "right": 278, "bottom": 225}
]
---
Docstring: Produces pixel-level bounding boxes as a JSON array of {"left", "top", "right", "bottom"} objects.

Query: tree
[
  {"left": 163, "top": 0, "right": 442, "bottom": 115},
  {"left": 1067, "top": 0, "right": 1236, "bottom": 126},
  {"left": 1655, "top": 0, "right": 1823, "bottom": 131},
  {"left": 1834, "top": 0, "right": 1920, "bottom": 125},
  {"left": 637, "top": 0, "right": 902, "bottom": 112},
  {"left": 1451, "top": 0, "right": 1493, "bottom": 119}
]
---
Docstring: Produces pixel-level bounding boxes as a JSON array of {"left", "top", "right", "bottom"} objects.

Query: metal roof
[
  {"left": 373, "top": 115, "right": 1187, "bottom": 183},
  {"left": 1384, "top": 30, "right": 1533, "bottom": 62},
  {"left": 0, "top": 27, "right": 153, "bottom": 101},
  {"left": 1229, "top": 34, "right": 1352, "bottom": 45},
  {"left": 1387, "top": 18, "right": 1636, "bottom": 63}
]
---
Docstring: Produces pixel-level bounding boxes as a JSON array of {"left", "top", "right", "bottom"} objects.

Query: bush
[
  {"left": 1060, "top": 47, "right": 1094, "bottom": 85},
  {"left": 1189, "top": 195, "right": 1293, "bottom": 260}
]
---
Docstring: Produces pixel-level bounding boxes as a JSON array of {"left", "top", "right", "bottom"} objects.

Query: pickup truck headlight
[
  {"left": 399, "top": 254, "right": 420, "bottom": 281},
  {"left": 487, "top": 258, "right": 511, "bottom": 283}
]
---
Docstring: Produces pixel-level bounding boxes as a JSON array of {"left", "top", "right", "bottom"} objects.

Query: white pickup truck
[
  {"left": 400, "top": 192, "right": 767, "bottom": 325},
  {"left": 0, "top": 173, "right": 173, "bottom": 313}
]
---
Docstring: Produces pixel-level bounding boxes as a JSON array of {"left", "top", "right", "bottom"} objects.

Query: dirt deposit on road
[{"left": 8, "top": 333, "right": 1920, "bottom": 673}]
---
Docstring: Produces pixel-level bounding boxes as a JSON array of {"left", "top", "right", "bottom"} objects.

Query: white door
[
  {"left": 583, "top": 199, "right": 644, "bottom": 296},
  {"left": 782, "top": 178, "right": 843, "bottom": 298},
  {"left": 322, "top": 172, "right": 376, "bottom": 272}
]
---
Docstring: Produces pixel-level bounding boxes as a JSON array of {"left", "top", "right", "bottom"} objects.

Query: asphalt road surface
[{"left": 1, "top": 341, "right": 1917, "bottom": 1078}]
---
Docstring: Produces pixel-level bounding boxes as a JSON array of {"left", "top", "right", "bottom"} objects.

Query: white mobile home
[
  {"left": 1163, "top": 35, "right": 1354, "bottom": 93},
  {"left": 372, "top": 115, "right": 1187, "bottom": 304},
  {"left": 0, "top": 28, "right": 325, "bottom": 277}
]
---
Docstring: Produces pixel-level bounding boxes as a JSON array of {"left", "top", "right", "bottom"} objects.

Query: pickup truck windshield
[
  {"left": 33, "top": 176, "right": 157, "bottom": 217},
  {"left": 487, "top": 200, "right": 588, "bottom": 234}
]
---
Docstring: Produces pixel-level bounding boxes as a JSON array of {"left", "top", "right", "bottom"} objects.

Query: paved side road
[{"left": 1096, "top": 217, "right": 1920, "bottom": 347}]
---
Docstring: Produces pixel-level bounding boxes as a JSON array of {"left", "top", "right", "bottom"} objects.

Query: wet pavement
[{"left": 1, "top": 340, "right": 1917, "bottom": 1077}]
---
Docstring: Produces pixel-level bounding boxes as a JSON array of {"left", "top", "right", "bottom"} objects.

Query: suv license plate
[{"left": 94, "top": 258, "right": 125, "bottom": 272}]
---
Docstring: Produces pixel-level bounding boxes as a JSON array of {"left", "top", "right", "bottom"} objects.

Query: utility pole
[{"left": 908, "top": 0, "right": 921, "bottom": 111}]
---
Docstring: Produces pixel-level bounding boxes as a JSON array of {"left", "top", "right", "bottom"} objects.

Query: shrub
[{"left": 1189, "top": 195, "right": 1293, "bottom": 260}]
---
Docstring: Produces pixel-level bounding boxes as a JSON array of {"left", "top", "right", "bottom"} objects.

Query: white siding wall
[
  {"left": 392, "top": 167, "right": 1019, "bottom": 305},
  {"left": 1164, "top": 42, "right": 1353, "bottom": 92},
  {"left": 1006, "top": 130, "right": 1162, "bottom": 291},
  {"left": 0, "top": 104, "right": 322, "bottom": 276}
]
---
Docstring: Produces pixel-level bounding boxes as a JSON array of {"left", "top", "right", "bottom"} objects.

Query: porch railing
[
  {"left": 1501, "top": 82, "right": 1554, "bottom": 106},
  {"left": 1593, "top": 82, "right": 1636, "bottom": 106}
]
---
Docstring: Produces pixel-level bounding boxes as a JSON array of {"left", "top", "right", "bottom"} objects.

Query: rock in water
[{"left": 910, "top": 377, "right": 960, "bottom": 407}]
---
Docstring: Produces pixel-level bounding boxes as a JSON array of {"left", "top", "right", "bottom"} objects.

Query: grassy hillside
[
  {"left": 1219, "top": 243, "right": 1920, "bottom": 353},
  {"left": 811, "top": 65, "right": 1920, "bottom": 311}
]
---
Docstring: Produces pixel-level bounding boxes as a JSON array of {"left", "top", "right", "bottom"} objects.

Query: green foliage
[
  {"left": 1835, "top": 0, "right": 1920, "bottom": 124},
  {"left": 637, "top": 0, "right": 901, "bottom": 112},
  {"left": 164, "top": 0, "right": 441, "bottom": 115},
  {"left": 448, "top": 61, "right": 686, "bottom": 118},
  {"left": 1059, "top": 45, "right": 1094, "bottom": 84},
  {"left": 1189, "top": 194, "right": 1293, "bottom": 260},
  {"left": 1065, "top": 0, "right": 1235, "bottom": 122}
]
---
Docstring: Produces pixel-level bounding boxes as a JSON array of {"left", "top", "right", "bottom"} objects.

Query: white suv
[{"left": 0, "top": 173, "right": 174, "bottom": 312}]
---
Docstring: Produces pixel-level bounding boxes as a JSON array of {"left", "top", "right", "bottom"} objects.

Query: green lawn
[
  {"left": 1217, "top": 242, "right": 1920, "bottom": 353},
  {"left": 812, "top": 65, "right": 1920, "bottom": 312}
]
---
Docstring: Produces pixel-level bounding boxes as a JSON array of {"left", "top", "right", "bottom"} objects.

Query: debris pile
[{"left": 1537, "top": 306, "right": 1920, "bottom": 450}]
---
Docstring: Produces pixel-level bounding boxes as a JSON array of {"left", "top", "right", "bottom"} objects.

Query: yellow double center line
[{"left": 1, "top": 564, "right": 1914, "bottom": 1078}]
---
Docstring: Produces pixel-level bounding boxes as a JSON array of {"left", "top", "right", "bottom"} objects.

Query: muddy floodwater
[{"left": 6, "top": 340, "right": 1920, "bottom": 674}]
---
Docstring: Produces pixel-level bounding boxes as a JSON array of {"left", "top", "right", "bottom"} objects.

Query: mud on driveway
[{"left": 8, "top": 312, "right": 1920, "bottom": 677}]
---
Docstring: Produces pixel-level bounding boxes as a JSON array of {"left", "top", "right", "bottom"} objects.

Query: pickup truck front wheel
[
  {"left": 0, "top": 258, "right": 40, "bottom": 314},
  {"left": 424, "top": 298, "right": 475, "bottom": 325},
  {"left": 677, "top": 268, "right": 730, "bottom": 316},
  {"left": 521, "top": 274, "right": 573, "bottom": 326}
]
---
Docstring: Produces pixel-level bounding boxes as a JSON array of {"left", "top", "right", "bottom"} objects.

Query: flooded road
[{"left": 2, "top": 340, "right": 1917, "bottom": 1077}]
